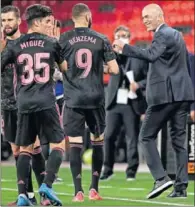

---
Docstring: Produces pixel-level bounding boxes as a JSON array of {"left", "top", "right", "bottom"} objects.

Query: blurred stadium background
[
  {"left": 6, "top": 0, "right": 195, "bottom": 52},
  {"left": 1, "top": 0, "right": 194, "bottom": 206},
  {"left": 7, "top": 0, "right": 195, "bottom": 84}
]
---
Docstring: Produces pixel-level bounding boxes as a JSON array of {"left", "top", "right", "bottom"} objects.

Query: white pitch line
[
  {"left": 120, "top": 188, "right": 195, "bottom": 195},
  {"left": 187, "top": 192, "right": 194, "bottom": 196},
  {"left": 120, "top": 187, "right": 145, "bottom": 191},
  {"left": 66, "top": 184, "right": 86, "bottom": 187},
  {"left": 99, "top": 185, "right": 113, "bottom": 189},
  {"left": 166, "top": 190, "right": 194, "bottom": 196},
  {"left": 1, "top": 180, "right": 194, "bottom": 196},
  {"left": 1, "top": 179, "right": 194, "bottom": 196},
  {"left": 1, "top": 179, "right": 15, "bottom": 182},
  {"left": 53, "top": 182, "right": 64, "bottom": 185},
  {"left": 1, "top": 188, "right": 193, "bottom": 206}
]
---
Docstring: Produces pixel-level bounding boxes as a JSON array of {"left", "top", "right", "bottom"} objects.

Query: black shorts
[
  {"left": 63, "top": 105, "right": 105, "bottom": 137},
  {"left": 56, "top": 97, "right": 64, "bottom": 115},
  {"left": 16, "top": 106, "right": 64, "bottom": 146},
  {"left": 1, "top": 109, "right": 17, "bottom": 143}
]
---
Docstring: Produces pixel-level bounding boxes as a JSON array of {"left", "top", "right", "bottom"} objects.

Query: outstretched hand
[{"left": 112, "top": 39, "right": 126, "bottom": 53}]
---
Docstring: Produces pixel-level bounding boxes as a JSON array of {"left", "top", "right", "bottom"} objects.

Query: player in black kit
[
  {"left": 1, "top": 6, "right": 48, "bottom": 206},
  {"left": 1, "top": 4, "right": 67, "bottom": 206},
  {"left": 60, "top": 3, "right": 119, "bottom": 202}
]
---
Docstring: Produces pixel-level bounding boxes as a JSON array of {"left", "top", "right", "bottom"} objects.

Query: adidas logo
[
  {"left": 76, "top": 174, "right": 82, "bottom": 179},
  {"left": 40, "top": 171, "right": 47, "bottom": 175},
  {"left": 18, "top": 180, "right": 25, "bottom": 184},
  {"left": 93, "top": 171, "right": 99, "bottom": 176}
]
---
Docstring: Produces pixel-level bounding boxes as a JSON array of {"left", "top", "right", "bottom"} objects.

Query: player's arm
[
  {"left": 54, "top": 40, "right": 68, "bottom": 72},
  {"left": 0, "top": 39, "right": 7, "bottom": 52},
  {"left": 113, "top": 32, "right": 166, "bottom": 62},
  {"left": 58, "top": 60, "right": 67, "bottom": 72},
  {"left": 1, "top": 29, "right": 7, "bottom": 52},
  {"left": 107, "top": 60, "right": 119, "bottom": 74},
  {"left": 53, "top": 65, "right": 63, "bottom": 81},
  {"left": 59, "top": 33, "right": 71, "bottom": 72},
  {"left": 1, "top": 47, "right": 14, "bottom": 72},
  {"left": 103, "top": 63, "right": 109, "bottom": 73},
  {"left": 103, "top": 37, "right": 119, "bottom": 74}
]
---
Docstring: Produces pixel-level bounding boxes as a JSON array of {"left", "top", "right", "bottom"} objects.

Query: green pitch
[{"left": 1, "top": 166, "right": 194, "bottom": 206}]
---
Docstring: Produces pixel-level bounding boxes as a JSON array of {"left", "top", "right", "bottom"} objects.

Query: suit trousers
[
  {"left": 140, "top": 102, "right": 190, "bottom": 190},
  {"left": 104, "top": 104, "right": 140, "bottom": 177}
]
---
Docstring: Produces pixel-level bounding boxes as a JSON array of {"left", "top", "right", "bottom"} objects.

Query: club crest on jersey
[{"left": 69, "top": 36, "right": 96, "bottom": 45}]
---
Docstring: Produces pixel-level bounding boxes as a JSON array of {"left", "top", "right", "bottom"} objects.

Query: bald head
[
  {"left": 142, "top": 4, "right": 165, "bottom": 32},
  {"left": 143, "top": 4, "right": 164, "bottom": 16}
]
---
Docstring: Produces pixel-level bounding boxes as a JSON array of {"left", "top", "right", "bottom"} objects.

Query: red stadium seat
[{"left": 13, "top": 0, "right": 194, "bottom": 53}]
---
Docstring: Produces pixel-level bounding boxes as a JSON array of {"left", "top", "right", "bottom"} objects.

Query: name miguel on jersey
[{"left": 20, "top": 40, "right": 45, "bottom": 49}]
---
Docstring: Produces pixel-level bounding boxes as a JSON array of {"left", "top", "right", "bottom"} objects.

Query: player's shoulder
[
  {"left": 6, "top": 34, "right": 25, "bottom": 47},
  {"left": 88, "top": 29, "right": 109, "bottom": 42},
  {"left": 60, "top": 29, "right": 75, "bottom": 40},
  {"left": 42, "top": 34, "right": 58, "bottom": 43},
  {"left": 37, "top": 33, "right": 59, "bottom": 45},
  {"left": 23, "top": 32, "right": 58, "bottom": 44},
  {"left": 20, "top": 34, "right": 25, "bottom": 38},
  {"left": 15, "top": 34, "right": 26, "bottom": 43}
]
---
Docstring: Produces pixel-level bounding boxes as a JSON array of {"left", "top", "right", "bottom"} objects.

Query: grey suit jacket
[
  {"left": 188, "top": 53, "right": 195, "bottom": 111},
  {"left": 122, "top": 24, "right": 194, "bottom": 106},
  {"left": 106, "top": 54, "right": 148, "bottom": 115}
]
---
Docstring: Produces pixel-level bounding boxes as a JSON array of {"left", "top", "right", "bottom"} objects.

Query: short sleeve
[
  {"left": 59, "top": 33, "right": 70, "bottom": 61},
  {"left": 103, "top": 37, "right": 116, "bottom": 63},
  {"left": 54, "top": 41, "right": 64, "bottom": 64}
]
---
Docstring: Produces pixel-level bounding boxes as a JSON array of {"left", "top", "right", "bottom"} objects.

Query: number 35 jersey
[
  {"left": 60, "top": 27, "right": 116, "bottom": 109},
  {"left": 1, "top": 32, "right": 63, "bottom": 113}
]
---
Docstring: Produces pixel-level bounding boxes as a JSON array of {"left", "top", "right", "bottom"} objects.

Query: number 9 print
[{"left": 75, "top": 49, "right": 92, "bottom": 78}]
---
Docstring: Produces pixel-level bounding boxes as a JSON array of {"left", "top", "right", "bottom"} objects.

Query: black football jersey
[
  {"left": 1, "top": 32, "right": 63, "bottom": 113},
  {"left": 60, "top": 27, "right": 116, "bottom": 108},
  {"left": 1, "top": 35, "right": 24, "bottom": 110}
]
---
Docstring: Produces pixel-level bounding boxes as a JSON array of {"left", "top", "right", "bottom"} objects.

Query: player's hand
[
  {"left": 65, "top": 137, "right": 70, "bottom": 150},
  {"left": 53, "top": 68, "right": 63, "bottom": 81},
  {"left": 130, "top": 81, "right": 139, "bottom": 92},
  {"left": 140, "top": 114, "right": 145, "bottom": 121},
  {"left": 49, "top": 19, "right": 60, "bottom": 40},
  {"left": 190, "top": 110, "right": 195, "bottom": 122},
  {"left": 1, "top": 29, "right": 7, "bottom": 52},
  {"left": 53, "top": 19, "right": 60, "bottom": 40},
  {"left": 113, "top": 39, "right": 125, "bottom": 53},
  {"left": 103, "top": 64, "right": 109, "bottom": 73}
]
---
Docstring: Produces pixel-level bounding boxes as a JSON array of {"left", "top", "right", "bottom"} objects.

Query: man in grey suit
[
  {"left": 113, "top": 4, "right": 194, "bottom": 199},
  {"left": 100, "top": 26, "right": 148, "bottom": 181}
]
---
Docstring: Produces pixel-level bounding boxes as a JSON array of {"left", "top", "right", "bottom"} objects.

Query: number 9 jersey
[
  {"left": 60, "top": 27, "right": 116, "bottom": 109},
  {"left": 1, "top": 32, "right": 64, "bottom": 113}
]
